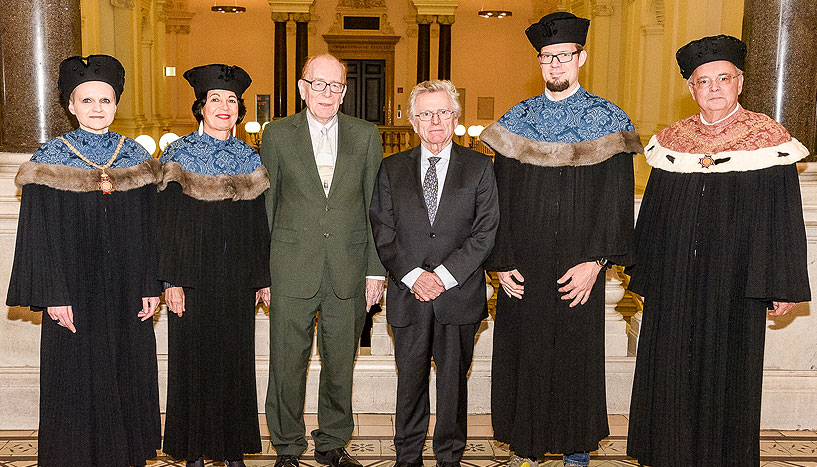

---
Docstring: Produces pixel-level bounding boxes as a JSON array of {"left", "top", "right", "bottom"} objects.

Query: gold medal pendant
[
  {"left": 58, "top": 135, "right": 125, "bottom": 194},
  {"left": 98, "top": 172, "right": 115, "bottom": 194}
]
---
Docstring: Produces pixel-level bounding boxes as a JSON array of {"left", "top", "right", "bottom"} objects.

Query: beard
[{"left": 546, "top": 79, "right": 570, "bottom": 92}]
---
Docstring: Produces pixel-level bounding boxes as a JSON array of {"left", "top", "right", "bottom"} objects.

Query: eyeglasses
[
  {"left": 414, "top": 109, "right": 456, "bottom": 121},
  {"left": 301, "top": 79, "right": 347, "bottom": 94},
  {"left": 690, "top": 73, "right": 742, "bottom": 88},
  {"left": 537, "top": 51, "right": 580, "bottom": 64}
]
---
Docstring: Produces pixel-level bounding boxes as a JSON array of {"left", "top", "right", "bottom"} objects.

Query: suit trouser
[
  {"left": 265, "top": 267, "right": 366, "bottom": 456},
  {"left": 392, "top": 310, "right": 480, "bottom": 463}
]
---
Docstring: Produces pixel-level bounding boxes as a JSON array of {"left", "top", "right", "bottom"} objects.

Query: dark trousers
[
  {"left": 392, "top": 311, "right": 480, "bottom": 463},
  {"left": 265, "top": 267, "right": 366, "bottom": 456}
]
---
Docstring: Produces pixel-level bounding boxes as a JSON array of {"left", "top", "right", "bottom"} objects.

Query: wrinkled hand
[
  {"left": 497, "top": 269, "right": 525, "bottom": 299},
  {"left": 557, "top": 261, "right": 603, "bottom": 308},
  {"left": 412, "top": 271, "right": 445, "bottom": 302},
  {"left": 139, "top": 296, "right": 160, "bottom": 321},
  {"left": 47, "top": 305, "right": 76, "bottom": 333},
  {"left": 769, "top": 301, "right": 796, "bottom": 317},
  {"left": 164, "top": 287, "right": 185, "bottom": 317},
  {"left": 256, "top": 287, "right": 271, "bottom": 307},
  {"left": 366, "top": 278, "right": 385, "bottom": 311}
]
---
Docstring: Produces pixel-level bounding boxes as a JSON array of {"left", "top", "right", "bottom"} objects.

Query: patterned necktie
[
  {"left": 423, "top": 156, "right": 441, "bottom": 224},
  {"left": 316, "top": 127, "right": 334, "bottom": 196}
]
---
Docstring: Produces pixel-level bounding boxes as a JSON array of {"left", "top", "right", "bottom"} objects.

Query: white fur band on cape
[{"left": 644, "top": 135, "right": 809, "bottom": 174}]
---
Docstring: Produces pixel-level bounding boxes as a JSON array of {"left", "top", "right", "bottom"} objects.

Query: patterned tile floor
[{"left": 1, "top": 414, "right": 815, "bottom": 466}]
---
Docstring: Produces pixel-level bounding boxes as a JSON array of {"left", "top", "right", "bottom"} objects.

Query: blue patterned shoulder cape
[
  {"left": 497, "top": 86, "right": 634, "bottom": 143},
  {"left": 31, "top": 128, "right": 150, "bottom": 169},
  {"left": 481, "top": 86, "right": 643, "bottom": 167},
  {"left": 160, "top": 131, "right": 260, "bottom": 176}
]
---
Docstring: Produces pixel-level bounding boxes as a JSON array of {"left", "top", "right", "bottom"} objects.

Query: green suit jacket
[{"left": 260, "top": 110, "right": 386, "bottom": 299}]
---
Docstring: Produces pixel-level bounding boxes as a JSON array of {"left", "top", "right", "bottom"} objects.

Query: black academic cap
[
  {"left": 183, "top": 64, "right": 252, "bottom": 100},
  {"left": 525, "top": 12, "right": 590, "bottom": 51},
  {"left": 676, "top": 34, "right": 747, "bottom": 79},
  {"left": 58, "top": 55, "right": 125, "bottom": 103}
]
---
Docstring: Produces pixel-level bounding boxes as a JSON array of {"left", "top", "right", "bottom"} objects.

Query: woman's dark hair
[{"left": 191, "top": 94, "right": 247, "bottom": 125}]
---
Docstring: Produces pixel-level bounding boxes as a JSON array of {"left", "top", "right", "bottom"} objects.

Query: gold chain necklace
[{"left": 58, "top": 135, "right": 125, "bottom": 194}]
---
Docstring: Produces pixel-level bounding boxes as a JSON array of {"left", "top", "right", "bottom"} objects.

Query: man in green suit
[{"left": 260, "top": 54, "right": 386, "bottom": 467}]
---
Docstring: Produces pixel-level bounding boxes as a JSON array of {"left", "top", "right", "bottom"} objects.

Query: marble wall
[{"left": 0, "top": 153, "right": 816, "bottom": 430}]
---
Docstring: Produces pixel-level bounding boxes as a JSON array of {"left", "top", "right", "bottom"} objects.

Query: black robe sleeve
[
  {"left": 628, "top": 164, "right": 810, "bottom": 303},
  {"left": 575, "top": 152, "right": 635, "bottom": 267},
  {"left": 7, "top": 183, "right": 162, "bottom": 309},
  {"left": 485, "top": 152, "right": 518, "bottom": 272},
  {"left": 486, "top": 151, "right": 635, "bottom": 273},
  {"left": 158, "top": 181, "right": 270, "bottom": 291},
  {"left": 744, "top": 164, "right": 811, "bottom": 302},
  {"left": 7, "top": 185, "right": 72, "bottom": 310}
]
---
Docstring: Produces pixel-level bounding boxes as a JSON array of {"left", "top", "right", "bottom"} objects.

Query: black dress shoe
[
  {"left": 186, "top": 457, "right": 205, "bottom": 467},
  {"left": 275, "top": 454, "right": 301, "bottom": 467},
  {"left": 226, "top": 459, "right": 246, "bottom": 467},
  {"left": 275, "top": 455, "right": 300, "bottom": 467},
  {"left": 314, "top": 447, "right": 362, "bottom": 467},
  {"left": 436, "top": 462, "right": 460, "bottom": 467}
]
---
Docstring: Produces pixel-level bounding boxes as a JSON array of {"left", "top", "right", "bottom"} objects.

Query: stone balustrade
[{"left": 378, "top": 126, "right": 418, "bottom": 156}]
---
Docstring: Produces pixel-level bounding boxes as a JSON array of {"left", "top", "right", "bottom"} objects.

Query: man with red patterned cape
[{"left": 626, "top": 35, "right": 811, "bottom": 467}]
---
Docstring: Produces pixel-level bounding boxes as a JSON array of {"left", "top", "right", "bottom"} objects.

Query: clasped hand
[{"left": 412, "top": 271, "right": 445, "bottom": 302}]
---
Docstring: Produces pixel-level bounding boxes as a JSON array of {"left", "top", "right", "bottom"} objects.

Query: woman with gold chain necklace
[{"left": 6, "top": 54, "right": 163, "bottom": 466}]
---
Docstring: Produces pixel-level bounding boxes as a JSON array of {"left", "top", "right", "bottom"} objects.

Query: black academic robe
[
  {"left": 7, "top": 160, "right": 163, "bottom": 467},
  {"left": 626, "top": 164, "right": 810, "bottom": 467},
  {"left": 487, "top": 151, "right": 635, "bottom": 456},
  {"left": 158, "top": 163, "right": 270, "bottom": 461}
]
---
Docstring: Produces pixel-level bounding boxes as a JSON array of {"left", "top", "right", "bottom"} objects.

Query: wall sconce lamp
[
  {"left": 245, "top": 121, "right": 262, "bottom": 150},
  {"left": 466, "top": 125, "right": 485, "bottom": 150},
  {"left": 135, "top": 135, "right": 157, "bottom": 156},
  {"left": 159, "top": 133, "right": 181, "bottom": 152}
]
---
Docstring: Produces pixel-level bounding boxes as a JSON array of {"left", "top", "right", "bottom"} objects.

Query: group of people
[{"left": 5, "top": 10, "right": 810, "bottom": 467}]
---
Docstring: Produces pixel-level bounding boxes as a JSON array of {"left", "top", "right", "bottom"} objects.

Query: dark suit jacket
[
  {"left": 260, "top": 110, "right": 386, "bottom": 299},
  {"left": 369, "top": 143, "right": 499, "bottom": 326}
]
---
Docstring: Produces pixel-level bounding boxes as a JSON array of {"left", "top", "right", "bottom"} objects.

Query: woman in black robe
[
  {"left": 6, "top": 54, "right": 162, "bottom": 467},
  {"left": 158, "top": 64, "right": 270, "bottom": 467}
]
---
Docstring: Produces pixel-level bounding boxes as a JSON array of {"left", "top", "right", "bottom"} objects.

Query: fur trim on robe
[
  {"left": 15, "top": 158, "right": 162, "bottom": 192},
  {"left": 159, "top": 161, "right": 269, "bottom": 201},
  {"left": 480, "top": 123, "right": 644, "bottom": 167}
]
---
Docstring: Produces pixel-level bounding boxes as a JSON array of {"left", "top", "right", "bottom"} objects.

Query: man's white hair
[{"left": 408, "top": 80, "right": 461, "bottom": 120}]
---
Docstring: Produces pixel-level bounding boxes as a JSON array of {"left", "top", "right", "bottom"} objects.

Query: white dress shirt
[
  {"left": 700, "top": 104, "right": 741, "bottom": 125},
  {"left": 544, "top": 83, "right": 582, "bottom": 101},
  {"left": 305, "top": 111, "right": 338, "bottom": 164},
  {"left": 401, "top": 142, "right": 458, "bottom": 292}
]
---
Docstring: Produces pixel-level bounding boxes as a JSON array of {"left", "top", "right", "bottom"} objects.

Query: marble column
[
  {"left": 437, "top": 16, "right": 453, "bottom": 81},
  {"left": 741, "top": 0, "right": 817, "bottom": 154},
  {"left": 294, "top": 15, "right": 309, "bottom": 114},
  {"left": 416, "top": 16, "right": 432, "bottom": 84},
  {"left": 273, "top": 14, "right": 288, "bottom": 118},
  {"left": 0, "top": 0, "right": 82, "bottom": 152}
]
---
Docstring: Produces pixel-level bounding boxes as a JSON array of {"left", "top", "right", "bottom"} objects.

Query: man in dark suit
[
  {"left": 369, "top": 80, "right": 499, "bottom": 467},
  {"left": 260, "top": 54, "right": 385, "bottom": 467}
]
